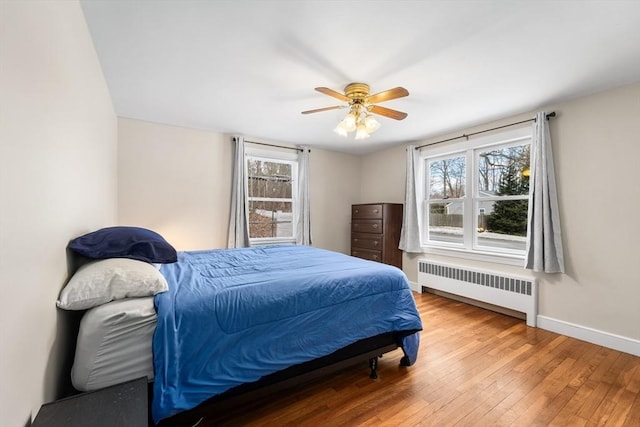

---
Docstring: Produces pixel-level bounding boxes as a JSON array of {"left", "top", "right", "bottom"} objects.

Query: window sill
[
  {"left": 250, "top": 239, "right": 296, "bottom": 246},
  {"left": 421, "top": 246, "right": 525, "bottom": 267}
]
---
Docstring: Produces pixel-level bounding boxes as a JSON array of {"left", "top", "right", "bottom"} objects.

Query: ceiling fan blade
[
  {"left": 315, "top": 87, "right": 350, "bottom": 102},
  {"left": 365, "top": 87, "right": 409, "bottom": 104},
  {"left": 369, "top": 105, "right": 408, "bottom": 120},
  {"left": 301, "top": 105, "right": 346, "bottom": 115}
]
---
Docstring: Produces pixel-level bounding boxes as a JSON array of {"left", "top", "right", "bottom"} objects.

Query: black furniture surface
[{"left": 32, "top": 376, "right": 148, "bottom": 427}]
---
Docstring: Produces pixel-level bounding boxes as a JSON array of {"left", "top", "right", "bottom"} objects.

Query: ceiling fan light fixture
[
  {"left": 333, "top": 123, "right": 348, "bottom": 137},
  {"left": 355, "top": 123, "right": 370, "bottom": 140},
  {"left": 364, "top": 114, "right": 380, "bottom": 133},
  {"left": 342, "top": 110, "right": 358, "bottom": 132},
  {"left": 302, "top": 82, "right": 409, "bottom": 140}
]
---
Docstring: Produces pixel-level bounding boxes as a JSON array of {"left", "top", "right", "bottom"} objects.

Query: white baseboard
[
  {"left": 414, "top": 285, "right": 639, "bottom": 356},
  {"left": 537, "top": 315, "right": 640, "bottom": 357},
  {"left": 408, "top": 280, "right": 421, "bottom": 293}
]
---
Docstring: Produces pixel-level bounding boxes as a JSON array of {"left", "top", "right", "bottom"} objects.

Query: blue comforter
[{"left": 152, "top": 245, "right": 422, "bottom": 422}]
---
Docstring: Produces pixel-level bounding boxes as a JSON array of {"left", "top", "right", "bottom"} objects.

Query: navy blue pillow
[{"left": 68, "top": 226, "right": 177, "bottom": 264}]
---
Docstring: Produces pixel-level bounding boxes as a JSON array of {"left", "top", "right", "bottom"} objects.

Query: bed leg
[{"left": 369, "top": 356, "right": 378, "bottom": 379}]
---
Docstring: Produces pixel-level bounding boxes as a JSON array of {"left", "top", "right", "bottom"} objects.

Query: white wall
[
  {"left": 0, "top": 1, "right": 117, "bottom": 425},
  {"left": 360, "top": 82, "right": 640, "bottom": 351},
  {"left": 360, "top": 144, "right": 406, "bottom": 205},
  {"left": 117, "top": 119, "right": 362, "bottom": 254},
  {"left": 118, "top": 118, "right": 232, "bottom": 250},
  {"left": 308, "top": 148, "right": 362, "bottom": 253}
]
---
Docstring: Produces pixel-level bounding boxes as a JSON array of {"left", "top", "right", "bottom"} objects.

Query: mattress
[{"left": 71, "top": 297, "right": 156, "bottom": 392}]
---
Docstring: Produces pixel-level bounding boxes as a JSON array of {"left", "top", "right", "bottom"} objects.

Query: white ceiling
[{"left": 81, "top": 0, "right": 640, "bottom": 155}]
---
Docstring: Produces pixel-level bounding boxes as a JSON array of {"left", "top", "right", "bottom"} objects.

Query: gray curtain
[
  {"left": 227, "top": 136, "right": 250, "bottom": 248},
  {"left": 399, "top": 145, "right": 423, "bottom": 253},
  {"left": 295, "top": 147, "right": 311, "bottom": 245},
  {"left": 525, "top": 112, "right": 565, "bottom": 273}
]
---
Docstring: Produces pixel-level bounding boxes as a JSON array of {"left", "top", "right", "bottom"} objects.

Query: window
[
  {"left": 420, "top": 127, "right": 532, "bottom": 260},
  {"left": 245, "top": 147, "right": 299, "bottom": 244},
  {"left": 475, "top": 142, "right": 530, "bottom": 253},
  {"left": 426, "top": 154, "right": 466, "bottom": 245}
]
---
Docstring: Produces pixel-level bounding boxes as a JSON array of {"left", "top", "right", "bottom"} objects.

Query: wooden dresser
[{"left": 351, "top": 203, "right": 403, "bottom": 269}]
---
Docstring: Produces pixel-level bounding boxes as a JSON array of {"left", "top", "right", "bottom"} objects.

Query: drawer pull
[
  {"left": 374, "top": 241, "right": 379, "bottom": 246},
  {"left": 373, "top": 209, "right": 379, "bottom": 214},
  {"left": 353, "top": 238, "right": 358, "bottom": 242},
  {"left": 355, "top": 209, "right": 359, "bottom": 214},
  {"left": 372, "top": 224, "right": 378, "bottom": 229}
]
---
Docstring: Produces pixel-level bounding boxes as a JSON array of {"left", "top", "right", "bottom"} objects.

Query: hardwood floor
[{"left": 199, "top": 292, "right": 640, "bottom": 426}]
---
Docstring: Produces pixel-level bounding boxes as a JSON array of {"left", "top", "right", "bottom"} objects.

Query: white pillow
[{"left": 57, "top": 258, "right": 168, "bottom": 310}]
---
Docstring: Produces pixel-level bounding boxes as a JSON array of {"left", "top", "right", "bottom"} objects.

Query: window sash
[
  {"left": 419, "top": 128, "right": 532, "bottom": 259},
  {"left": 424, "top": 199, "right": 465, "bottom": 247},
  {"left": 245, "top": 154, "right": 298, "bottom": 243},
  {"left": 426, "top": 153, "right": 466, "bottom": 200},
  {"left": 247, "top": 197, "right": 293, "bottom": 203},
  {"left": 476, "top": 140, "right": 531, "bottom": 198}
]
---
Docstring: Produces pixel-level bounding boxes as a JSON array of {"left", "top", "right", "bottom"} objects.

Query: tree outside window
[{"left": 476, "top": 143, "right": 530, "bottom": 252}]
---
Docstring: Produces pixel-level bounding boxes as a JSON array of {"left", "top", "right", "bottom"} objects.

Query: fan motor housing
[{"left": 344, "top": 83, "right": 370, "bottom": 101}]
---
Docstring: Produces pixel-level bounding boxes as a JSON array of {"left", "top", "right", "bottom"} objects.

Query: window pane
[
  {"left": 477, "top": 144, "right": 530, "bottom": 196},
  {"left": 428, "top": 156, "right": 465, "bottom": 199},
  {"left": 247, "top": 160, "right": 292, "bottom": 198},
  {"left": 428, "top": 202, "right": 463, "bottom": 244},
  {"left": 477, "top": 200, "right": 528, "bottom": 251},
  {"left": 248, "top": 201, "right": 292, "bottom": 239}
]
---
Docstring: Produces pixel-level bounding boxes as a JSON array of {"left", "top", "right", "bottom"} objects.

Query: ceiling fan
[{"left": 302, "top": 83, "right": 409, "bottom": 139}]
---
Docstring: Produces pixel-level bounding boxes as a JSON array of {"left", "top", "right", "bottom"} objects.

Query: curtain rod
[
  {"left": 239, "top": 138, "right": 304, "bottom": 152},
  {"left": 415, "top": 112, "right": 556, "bottom": 150}
]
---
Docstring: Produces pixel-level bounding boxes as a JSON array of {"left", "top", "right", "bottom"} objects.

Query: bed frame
[{"left": 155, "top": 331, "right": 416, "bottom": 427}]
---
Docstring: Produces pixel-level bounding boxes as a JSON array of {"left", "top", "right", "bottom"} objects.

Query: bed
[{"left": 61, "top": 228, "right": 422, "bottom": 425}]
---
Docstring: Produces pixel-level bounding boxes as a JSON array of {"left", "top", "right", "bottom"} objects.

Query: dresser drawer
[
  {"left": 352, "top": 204, "right": 383, "bottom": 219},
  {"left": 350, "top": 203, "right": 403, "bottom": 269},
  {"left": 351, "top": 220, "right": 382, "bottom": 234},
  {"left": 351, "top": 248, "right": 382, "bottom": 262},
  {"left": 351, "top": 233, "right": 382, "bottom": 251}
]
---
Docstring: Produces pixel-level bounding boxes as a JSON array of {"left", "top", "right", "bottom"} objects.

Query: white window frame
[
  {"left": 245, "top": 146, "right": 299, "bottom": 246},
  {"left": 418, "top": 127, "right": 533, "bottom": 265},
  {"left": 423, "top": 151, "right": 468, "bottom": 249}
]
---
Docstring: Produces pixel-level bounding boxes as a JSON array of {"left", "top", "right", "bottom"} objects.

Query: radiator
[{"left": 418, "top": 260, "right": 538, "bottom": 327}]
